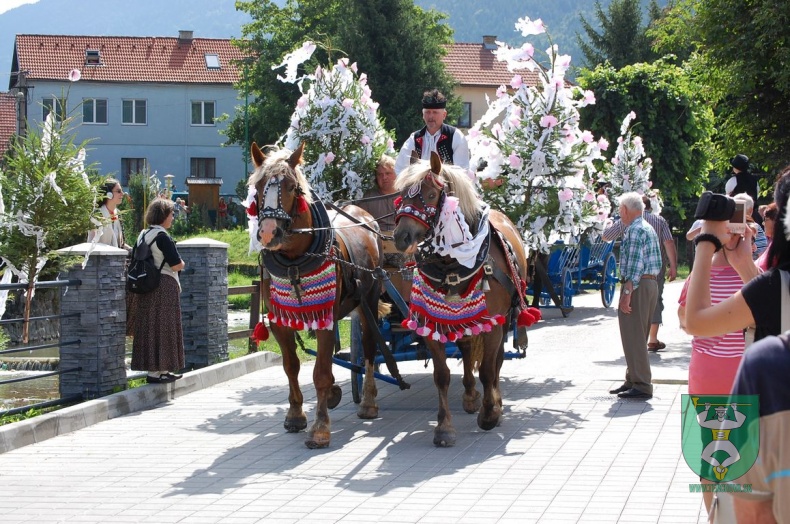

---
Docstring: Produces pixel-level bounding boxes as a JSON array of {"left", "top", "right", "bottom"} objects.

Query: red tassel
[
  {"left": 247, "top": 201, "right": 258, "bottom": 217},
  {"left": 393, "top": 196, "right": 402, "bottom": 208},
  {"left": 252, "top": 321, "right": 269, "bottom": 343},
  {"left": 517, "top": 307, "right": 542, "bottom": 327},
  {"left": 296, "top": 195, "right": 309, "bottom": 213}
]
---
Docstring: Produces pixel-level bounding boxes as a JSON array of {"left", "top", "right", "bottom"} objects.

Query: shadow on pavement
[{"left": 166, "top": 374, "right": 581, "bottom": 498}]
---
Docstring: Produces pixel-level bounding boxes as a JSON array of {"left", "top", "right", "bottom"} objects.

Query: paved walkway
[{"left": 0, "top": 281, "right": 707, "bottom": 523}]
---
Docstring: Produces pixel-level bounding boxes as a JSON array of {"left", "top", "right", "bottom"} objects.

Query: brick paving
[{"left": 0, "top": 281, "right": 708, "bottom": 523}]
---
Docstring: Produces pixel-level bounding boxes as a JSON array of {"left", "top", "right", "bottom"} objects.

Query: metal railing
[{"left": 0, "top": 279, "right": 83, "bottom": 418}]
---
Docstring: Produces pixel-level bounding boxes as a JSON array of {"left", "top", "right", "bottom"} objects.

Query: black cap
[
  {"left": 730, "top": 154, "right": 749, "bottom": 171},
  {"left": 422, "top": 90, "right": 447, "bottom": 109}
]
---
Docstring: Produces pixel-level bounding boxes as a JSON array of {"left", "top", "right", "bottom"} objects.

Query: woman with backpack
[{"left": 130, "top": 198, "right": 186, "bottom": 384}]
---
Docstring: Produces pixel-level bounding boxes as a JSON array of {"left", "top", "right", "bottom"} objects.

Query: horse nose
[{"left": 394, "top": 229, "right": 412, "bottom": 252}]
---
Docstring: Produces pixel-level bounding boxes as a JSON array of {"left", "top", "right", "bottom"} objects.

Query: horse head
[
  {"left": 393, "top": 151, "right": 481, "bottom": 254},
  {"left": 248, "top": 142, "right": 313, "bottom": 251}
]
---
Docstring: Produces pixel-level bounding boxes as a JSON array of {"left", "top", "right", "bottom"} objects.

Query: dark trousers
[{"left": 618, "top": 279, "right": 658, "bottom": 395}]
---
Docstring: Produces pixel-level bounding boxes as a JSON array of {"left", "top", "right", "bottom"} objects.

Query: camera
[
  {"left": 727, "top": 201, "right": 747, "bottom": 234},
  {"left": 694, "top": 191, "right": 735, "bottom": 221}
]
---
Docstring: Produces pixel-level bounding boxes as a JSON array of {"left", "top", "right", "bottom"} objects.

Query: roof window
[
  {"left": 85, "top": 49, "right": 101, "bottom": 66},
  {"left": 205, "top": 54, "right": 220, "bottom": 70}
]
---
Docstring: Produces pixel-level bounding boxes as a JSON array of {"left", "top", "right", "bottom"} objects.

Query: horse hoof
[
  {"left": 327, "top": 384, "right": 342, "bottom": 410},
  {"left": 463, "top": 390, "right": 481, "bottom": 414},
  {"left": 305, "top": 432, "right": 331, "bottom": 449},
  {"left": 284, "top": 417, "right": 307, "bottom": 433},
  {"left": 433, "top": 430, "right": 456, "bottom": 448},
  {"left": 477, "top": 410, "right": 501, "bottom": 431},
  {"left": 357, "top": 404, "right": 379, "bottom": 419}
]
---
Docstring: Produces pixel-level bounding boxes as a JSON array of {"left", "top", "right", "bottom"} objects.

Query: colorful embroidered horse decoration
[
  {"left": 393, "top": 152, "right": 540, "bottom": 447},
  {"left": 249, "top": 142, "right": 392, "bottom": 449}
]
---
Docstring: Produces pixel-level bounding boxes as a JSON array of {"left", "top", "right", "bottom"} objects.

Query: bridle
[
  {"left": 394, "top": 171, "right": 446, "bottom": 230},
  {"left": 258, "top": 173, "right": 304, "bottom": 232}
]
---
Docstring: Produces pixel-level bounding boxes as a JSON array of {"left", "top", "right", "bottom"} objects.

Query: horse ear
[
  {"left": 288, "top": 143, "right": 305, "bottom": 169},
  {"left": 409, "top": 150, "right": 420, "bottom": 165},
  {"left": 430, "top": 151, "right": 442, "bottom": 176},
  {"left": 251, "top": 142, "right": 265, "bottom": 168}
]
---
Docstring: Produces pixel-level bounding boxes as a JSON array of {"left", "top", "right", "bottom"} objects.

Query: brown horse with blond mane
[
  {"left": 393, "top": 152, "right": 539, "bottom": 447},
  {"left": 249, "top": 142, "right": 391, "bottom": 449}
]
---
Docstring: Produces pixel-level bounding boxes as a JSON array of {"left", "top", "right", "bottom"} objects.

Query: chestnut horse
[
  {"left": 250, "top": 142, "right": 388, "bottom": 449},
  {"left": 393, "top": 153, "right": 531, "bottom": 447}
]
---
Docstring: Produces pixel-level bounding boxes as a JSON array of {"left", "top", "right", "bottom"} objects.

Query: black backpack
[{"left": 126, "top": 229, "right": 165, "bottom": 294}]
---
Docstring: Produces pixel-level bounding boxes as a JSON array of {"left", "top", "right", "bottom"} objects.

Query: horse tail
[
  {"left": 471, "top": 335, "right": 484, "bottom": 372},
  {"left": 377, "top": 299, "right": 392, "bottom": 319}
]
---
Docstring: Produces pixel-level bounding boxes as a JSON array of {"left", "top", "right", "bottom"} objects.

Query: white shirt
[{"left": 394, "top": 127, "right": 470, "bottom": 176}]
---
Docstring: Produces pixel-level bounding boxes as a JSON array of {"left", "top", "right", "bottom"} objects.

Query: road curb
[{"left": 0, "top": 351, "right": 282, "bottom": 454}]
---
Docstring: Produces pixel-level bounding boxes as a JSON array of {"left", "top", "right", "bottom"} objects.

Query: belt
[{"left": 640, "top": 274, "right": 656, "bottom": 280}]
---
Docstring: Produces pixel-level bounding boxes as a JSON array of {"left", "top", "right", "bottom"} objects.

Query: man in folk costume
[{"left": 394, "top": 89, "right": 471, "bottom": 177}]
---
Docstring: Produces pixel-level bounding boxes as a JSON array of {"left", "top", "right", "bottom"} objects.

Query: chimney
[
  {"left": 483, "top": 35, "right": 497, "bottom": 50},
  {"left": 178, "top": 30, "right": 194, "bottom": 45}
]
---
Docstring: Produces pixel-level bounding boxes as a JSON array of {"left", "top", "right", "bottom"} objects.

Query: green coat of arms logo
[{"left": 681, "top": 394, "right": 759, "bottom": 482}]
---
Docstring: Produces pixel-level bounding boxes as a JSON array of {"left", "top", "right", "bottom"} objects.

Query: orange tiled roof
[
  {"left": 14, "top": 34, "right": 245, "bottom": 84},
  {"left": 443, "top": 42, "right": 540, "bottom": 88},
  {"left": 0, "top": 92, "right": 17, "bottom": 157}
]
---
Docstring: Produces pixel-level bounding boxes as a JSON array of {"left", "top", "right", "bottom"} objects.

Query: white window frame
[
  {"left": 191, "top": 100, "right": 216, "bottom": 126},
  {"left": 83, "top": 98, "right": 108, "bottom": 124},
  {"left": 122, "top": 99, "right": 147, "bottom": 125},
  {"left": 457, "top": 102, "right": 472, "bottom": 128},
  {"left": 42, "top": 97, "right": 64, "bottom": 122},
  {"left": 190, "top": 157, "right": 216, "bottom": 178}
]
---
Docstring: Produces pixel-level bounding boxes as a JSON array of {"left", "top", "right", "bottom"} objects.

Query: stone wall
[{"left": 177, "top": 238, "right": 229, "bottom": 369}]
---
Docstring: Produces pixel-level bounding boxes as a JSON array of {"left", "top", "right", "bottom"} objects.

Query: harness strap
[
  {"left": 325, "top": 201, "right": 387, "bottom": 240},
  {"left": 335, "top": 227, "right": 409, "bottom": 391}
]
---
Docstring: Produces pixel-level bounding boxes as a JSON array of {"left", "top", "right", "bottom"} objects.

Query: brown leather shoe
[{"left": 609, "top": 385, "right": 630, "bottom": 395}]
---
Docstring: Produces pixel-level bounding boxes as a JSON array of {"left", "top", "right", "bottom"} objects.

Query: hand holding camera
[{"left": 694, "top": 191, "right": 746, "bottom": 235}]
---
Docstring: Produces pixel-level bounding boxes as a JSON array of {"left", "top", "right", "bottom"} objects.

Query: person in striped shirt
[{"left": 608, "top": 192, "right": 662, "bottom": 400}]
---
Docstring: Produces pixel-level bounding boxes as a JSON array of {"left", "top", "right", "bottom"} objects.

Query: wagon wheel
[
  {"left": 600, "top": 252, "right": 618, "bottom": 308},
  {"left": 560, "top": 268, "right": 574, "bottom": 309}
]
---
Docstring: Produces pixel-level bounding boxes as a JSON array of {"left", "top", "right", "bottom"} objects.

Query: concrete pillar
[
  {"left": 177, "top": 238, "right": 229, "bottom": 369},
  {"left": 57, "top": 243, "right": 127, "bottom": 400}
]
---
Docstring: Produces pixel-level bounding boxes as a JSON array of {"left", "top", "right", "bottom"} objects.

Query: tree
[
  {"left": 578, "top": 59, "right": 715, "bottom": 223},
  {"left": 0, "top": 114, "right": 98, "bottom": 342},
  {"left": 576, "top": 0, "right": 661, "bottom": 68},
  {"left": 468, "top": 18, "right": 610, "bottom": 255},
  {"left": 228, "top": 0, "right": 457, "bottom": 150},
  {"left": 690, "top": 0, "right": 790, "bottom": 172}
]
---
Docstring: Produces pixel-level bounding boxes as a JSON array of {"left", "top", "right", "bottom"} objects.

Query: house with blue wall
[{"left": 9, "top": 31, "right": 247, "bottom": 203}]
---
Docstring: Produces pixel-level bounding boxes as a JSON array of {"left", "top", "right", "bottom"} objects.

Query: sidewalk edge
[{"left": 0, "top": 351, "right": 282, "bottom": 454}]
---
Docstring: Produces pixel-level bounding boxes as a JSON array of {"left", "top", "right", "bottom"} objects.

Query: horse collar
[{"left": 261, "top": 198, "right": 334, "bottom": 280}]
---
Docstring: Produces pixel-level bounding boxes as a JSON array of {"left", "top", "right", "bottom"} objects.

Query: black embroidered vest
[{"left": 414, "top": 124, "right": 456, "bottom": 165}]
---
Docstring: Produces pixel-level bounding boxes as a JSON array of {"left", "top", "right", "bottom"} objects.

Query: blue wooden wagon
[{"left": 529, "top": 238, "right": 618, "bottom": 314}]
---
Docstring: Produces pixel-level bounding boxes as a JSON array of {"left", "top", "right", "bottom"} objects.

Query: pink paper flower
[
  {"left": 509, "top": 152, "right": 522, "bottom": 169},
  {"left": 558, "top": 188, "right": 574, "bottom": 203},
  {"left": 582, "top": 90, "right": 596, "bottom": 106},
  {"left": 583, "top": 192, "right": 595, "bottom": 202},
  {"left": 68, "top": 69, "right": 81, "bottom": 82},
  {"left": 342, "top": 98, "right": 354, "bottom": 108},
  {"left": 325, "top": 152, "right": 335, "bottom": 163},
  {"left": 511, "top": 74, "right": 523, "bottom": 89},
  {"left": 517, "top": 17, "right": 546, "bottom": 36},
  {"left": 297, "top": 95, "right": 308, "bottom": 108},
  {"left": 540, "top": 114, "right": 558, "bottom": 128},
  {"left": 360, "top": 136, "right": 371, "bottom": 145},
  {"left": 598, "top": 138, "right": 609, "bottom": 151},
  {"left": 581, "top": 130, "right": 594, "bottom": 143},
  {"left": 496, "top": 85, "right": 508, "bottom": 99}
]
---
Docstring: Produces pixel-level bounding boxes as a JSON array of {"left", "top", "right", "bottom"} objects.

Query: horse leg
[
  {"left": 477, "top": 326, "right": 505, "bottom": 431},
  {"left": 426, "top": 339, "right": 456, "bottom": 447},
  {"left": 357, "top": 301, "right": 380, "bottom": 420},
  {"left": 457, "top": 337, "right": 481, "bottom": 414},
  {"left": 305, "top": 328, "right": 335, "bottom": 449},
  {"left": 271, "top": 324, "right": 307, "bottom": 433}
]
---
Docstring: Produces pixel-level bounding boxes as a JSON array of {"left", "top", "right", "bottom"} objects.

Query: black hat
[
  {"left": 422, "top": 90, "right": 447, "bottom": 109},
  {"left": 730, "top": 154, "right": 750, "bottom": 171}
]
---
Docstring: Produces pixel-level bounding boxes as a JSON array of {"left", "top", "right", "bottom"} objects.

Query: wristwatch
[{"left": 622, "top": 288, "right": 631, "bottom": 295}]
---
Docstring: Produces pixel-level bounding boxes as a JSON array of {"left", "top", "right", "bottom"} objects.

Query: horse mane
[
  {"left": 247, "top": 147, "right": 314, "bottom": 205},
  {"left": 395, "top": 160, "right": 483, "bottom": 220}
]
